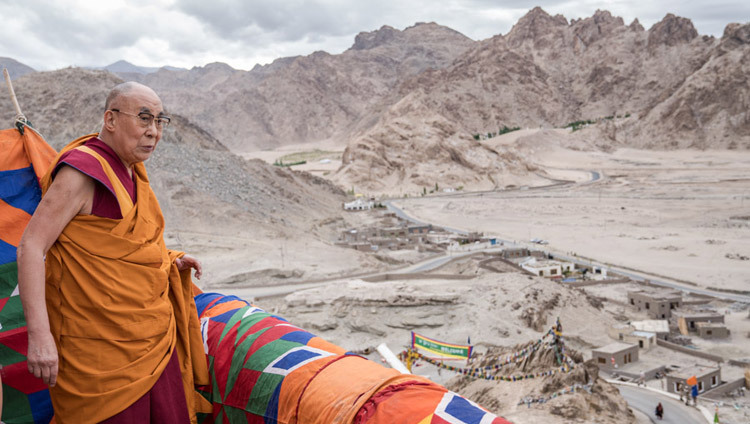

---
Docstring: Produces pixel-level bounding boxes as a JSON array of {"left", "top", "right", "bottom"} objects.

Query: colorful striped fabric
[
  {"left": 198, "top": 293, "right": 511, "bottom": 424},
  {"left": 0, "top": 126, "right": 57, "bottom": 424}
]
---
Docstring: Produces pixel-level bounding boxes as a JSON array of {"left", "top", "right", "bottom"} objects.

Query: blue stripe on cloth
[
  {"left": 194, "top": 292, "right": 250, "bottom": 317},
  {"left": 279, "top": 331, "right": 315, "bottom": 345},
  {"left": 194, "top": 293, "right": 223, "bottom": 316},
  {"left": 444, "top": 395, "right": 486, "bottom": 423},
  {"left": 0, "top": 239, "right": 17, "bottom": 266},
  {"left": 28, "top": 389, "right": 54, "bottom": 424},
  {"left": 264, "top": 382, "right": 282, "bottom": 424},
  {"left": 0, "top": 166, "right": 42, "bottom": 216},
  {"left": 209, "top": 310, "right": 239, "bottom": 324}
]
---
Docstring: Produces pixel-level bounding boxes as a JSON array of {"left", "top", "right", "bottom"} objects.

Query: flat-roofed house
[
  {"left": 695, "top": 322, "right": 730, "bottom": 339},
  {"left": 343, "top": 198, "right": 374, "bottom": 211},
  {"left": 631, "top": 320, "right": 671, "bottom": 341},
  {"left": 607, "top": 324, "right": 635, "bottom": 341},
  {"left": 592, "top": 342, "right": 639, "bottom": 370},
  {"left": 624, "top": 331, "right": 656, "bottom": 350},
  {"left": 673, "top": 310, "right": 725, "bottom": 336},
  {"left": 666, "top": 364, "right": 721, "bottom": 395},
  {"left": 627, "top": 290, "right": 682, "bottom": 319},
  {"left": 520, "top": 257, "right": 575, "bottom": 278}
]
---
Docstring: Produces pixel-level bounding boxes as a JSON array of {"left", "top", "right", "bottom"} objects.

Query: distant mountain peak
[
  {"left": 629, "top": 18, "right": 645, "bottom": 32},
  {"left": 648, "top": 13, "right": 698, "bottom": 48},
  {"left": 102, "top": 60, "right": 186, "bottom": 75},
  {"left": 0, "top": 57, "right": 36, "bottom": 80},
  {"left": 351, "top": 25, "right": 400, "bottom": 50},
  {"left": 506, "top": 7, "right": 568, "bottom": 46}
]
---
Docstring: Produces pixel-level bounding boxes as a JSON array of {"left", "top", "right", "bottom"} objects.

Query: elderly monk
[{"left": 17, "top": 82, "right": 210, "bottom": 423}]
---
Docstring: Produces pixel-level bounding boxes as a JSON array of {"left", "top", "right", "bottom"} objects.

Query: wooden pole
[{"left": 3, "top": 68, "right": 25, "bottom": 119}]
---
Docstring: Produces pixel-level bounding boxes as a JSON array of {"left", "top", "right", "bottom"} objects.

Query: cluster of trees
[
  {"left": 472, "top": 125, "right": 521, "bottom": 141},
  {"left": 273, "top": 159, "right": 307, "bottom": 167},
  {"left": 564, "top": 113, "right": 631, "bottom": 132}
]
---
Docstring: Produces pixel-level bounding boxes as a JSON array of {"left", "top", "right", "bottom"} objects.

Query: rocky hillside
[
  {"left": 1, "top": 57, "right": 35, "bottom": 80},
  {"left": 131, "top": 22, "right": 475, "bottom": 152},
  {"left": 266, "top": 266, "right": 631, "bottom": 424},
  {"left": 335, "top": 9, "right": 748, "bottom": 192},
  {"left": 0, "top": 68, "right": 348, "bottom": 238}
]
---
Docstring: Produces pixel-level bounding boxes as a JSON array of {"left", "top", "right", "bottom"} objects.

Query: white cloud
[{"left": 0, "top": 0, "right": 746, "bottom": 71}]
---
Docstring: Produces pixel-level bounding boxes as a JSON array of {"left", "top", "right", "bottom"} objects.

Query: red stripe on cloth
[
  {"left": 223, "top": 368, "right": 262, "bottom": 409},
  {"left": 212, "top": 320, "right": 243, "bottom": 400},
  {"left": 1, "top": 361, "right": 47, "bottom": 394},
  {"left": 242, "top": 323, "right": 302, "bottom": 367},
  {"left": 0, "top": 325, "right": 29, "bottom": 355}
]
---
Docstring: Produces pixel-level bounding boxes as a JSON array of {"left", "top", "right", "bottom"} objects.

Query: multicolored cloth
[
  {"left": 197, "top": 293, "right": 511, "bottom": 424},
  {"left": 0, "top": 125, "right": 56, "bottom": 424}
]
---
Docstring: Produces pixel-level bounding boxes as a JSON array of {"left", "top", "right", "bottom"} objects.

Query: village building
[
  {"left": 666, "top": 364, "right": 721, "bottom": 395},
  {"left": 607, "top": 323, "right": 634, "bottom": 341},
  {"left": 519, "top": 257, "right": 575, "bottom": 278},
  {"left": 695, "top": 322, "right": 730, "bottom": 339},
  {"left": 627, "top": 289, "right": 682, "bottom": 319},
  {"left": 343, "top": 198, "right": 374, "bottom": 211},
  {"left": 501, "top": 248, "right": 531, "bottom": 259},
  {"left": 407, "top": 224, "right": 432, "bottom": 235},
  {"left": 673, "top": 310, "right": 725, "bottom": 336},
  {"left": 624, "top": 331, "right": 656, "bottom": 350},
  {"left": 607, "top": 324, "right": 656, "bottom": 349},
  {"left": 591, "top": 342, "right": 639, "bottom": 370},
  {"left": 630, "top": 320, "right": 671, "bottom": 341}
]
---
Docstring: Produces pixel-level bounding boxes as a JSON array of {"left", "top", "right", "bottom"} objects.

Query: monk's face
[{"left": 109, "top": 87, "right": 164, "bottom": 168}]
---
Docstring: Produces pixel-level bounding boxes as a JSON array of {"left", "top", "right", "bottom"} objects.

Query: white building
[
  {"left": 343, "top": 198, "right": 374, "bottom": 211},
  {"left": 520, "top": 257, "right": 575, "bottom": 278}
]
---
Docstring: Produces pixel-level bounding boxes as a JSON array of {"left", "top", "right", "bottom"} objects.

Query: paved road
[
  {"left": 617, "top": 385, "right": 706, "bottom": 424},
  {"left": 385, "top": 189, "right": 750, "bottom": 304}
]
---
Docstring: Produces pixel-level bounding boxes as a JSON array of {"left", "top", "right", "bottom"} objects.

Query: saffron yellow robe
[{"left": 41, "top": 134, "right": 209, "bottom": 423}]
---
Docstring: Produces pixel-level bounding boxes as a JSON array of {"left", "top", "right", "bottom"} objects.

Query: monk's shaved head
[{"left": 104, "top": 82, "right": 160, "bottom": 111}]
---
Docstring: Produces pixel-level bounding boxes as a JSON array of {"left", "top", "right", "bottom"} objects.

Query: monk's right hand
[{"left": 27, "top": 330, "right": 59, "bottom": 387}]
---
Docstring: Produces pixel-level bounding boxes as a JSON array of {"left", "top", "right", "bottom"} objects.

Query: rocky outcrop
[{"left": 647, "top": 13, "right": 699, "bottom": 48}]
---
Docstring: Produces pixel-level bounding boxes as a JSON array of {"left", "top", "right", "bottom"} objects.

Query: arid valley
[{"left": 2, "top": 5, "right": 750, "bottom": 423}]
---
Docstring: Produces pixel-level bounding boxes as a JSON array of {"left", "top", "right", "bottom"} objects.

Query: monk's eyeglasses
[{"left": 109, "top": 109, "right": 171, "bottom": 129}]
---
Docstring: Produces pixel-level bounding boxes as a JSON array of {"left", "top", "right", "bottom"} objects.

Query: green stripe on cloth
[
  {"left": 1, "top": 384, "right": 34, "bottom": 423},
  {"left": 0, "top": 340, "right": 26, "bottom": 365},
  {"left": 0, "top": 297, "right": 25, "bottom": 333},
  {"left": 0, "top": 261, "right": 19, "bottom": 298}
]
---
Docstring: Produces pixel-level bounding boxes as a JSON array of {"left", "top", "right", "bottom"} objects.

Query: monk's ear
[{"left": 103, "top": 110, "right": 117, "bottom": 131}]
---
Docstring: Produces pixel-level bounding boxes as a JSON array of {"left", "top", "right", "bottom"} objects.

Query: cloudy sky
[{"left": 1, "top": 0, "right": 747, "bottom": 71}]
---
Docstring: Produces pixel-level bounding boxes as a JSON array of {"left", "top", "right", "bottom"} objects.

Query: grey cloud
[{"left": 173, "top": 0, "right": 410, "bottom": 43}]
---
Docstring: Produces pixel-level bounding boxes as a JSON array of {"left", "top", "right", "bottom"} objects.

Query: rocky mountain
[
  {"left": 334, "top": 9, "right": 748, "bottom": 192},
  {"left": 4, "top": 9, "right": 748, "bottom": 194},
  {"left": 132, "top": 22, "right": 475, "bottom": 152},
  {"left": 102, "top": 60, "right": 185, "bottom": 75},
  {"left": 0, "top": 68, "right": 349, "bottom": 239},
  {"left": 1, "top": 57, "right": 35, "bottom": 80}
]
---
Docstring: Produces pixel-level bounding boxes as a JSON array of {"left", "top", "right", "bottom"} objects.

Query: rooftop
[
  {"left": 672, "top": 310, "right": 723, "bottom": 318},
  {"left": 695, "top": 322, "right": 727, "bottom": 329},
  {"left": 593, "top": 342, "right": 638, "bottom": 354},
  {"left": 631, "top": 331, "right": 655, "bottom": 338},
  {"left": 669, "top": 364, "right": 720, "bottom": 380},
  {"left": 631, "top": 320, "right": 669, "bottom": 333},
  {"left": 629, "top": 289, "right": 682, "bottom": 300}
]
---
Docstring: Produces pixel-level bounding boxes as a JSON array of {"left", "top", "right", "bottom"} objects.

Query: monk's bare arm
[{"left": 17, "top": 166, "right": 94, "bottom": 386}]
